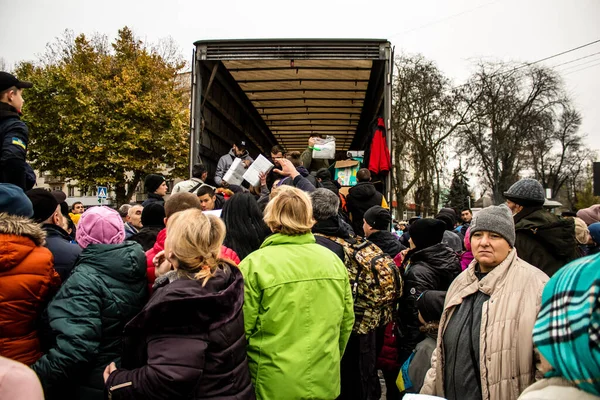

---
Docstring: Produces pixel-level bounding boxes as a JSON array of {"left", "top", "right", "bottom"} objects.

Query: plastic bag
[{"left": 312, "top": 136, "right": 336, "bottom": 159}]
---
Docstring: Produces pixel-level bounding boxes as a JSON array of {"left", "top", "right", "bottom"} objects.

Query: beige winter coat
[
  {"left": 518, "top": 377, "right": 600, "bottom": 400},
  {"left": 421, "top": 249, "right": 549, "bottom": 400}
]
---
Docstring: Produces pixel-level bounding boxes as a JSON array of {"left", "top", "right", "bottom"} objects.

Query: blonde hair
[
  {"left": 165, "top": 208, "right": 226, "bottom": 286},
  {"left": 264, "top": 186, "right": 314, "bottom": 235}
]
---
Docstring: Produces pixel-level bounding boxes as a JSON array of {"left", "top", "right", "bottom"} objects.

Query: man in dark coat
[
  {"left": 363, "top": 206, "right": 405, "bottom": 259},
  {"left": 347, "top": 168, "right": 388, "bottom": 237},
  {"left": 396, "top": 218, "right": 461, "bottom": 364},
  {"left": 0, "top": 72, "right": 35, "bottom": 190},
  {"left": 504, "top": 178, "right": 578, "bottom": 276},
  {"left": 142, "top": 174, "right": 167, "bottom": 207},
  {"left": 309, "top": 188, "right": 383, "bottom": 400},
  {"left": 129, "top": 203, "right": 166, "bottom": 251},
  {"left": 26, "top": 188, "right": 82, "bottom": 282}
]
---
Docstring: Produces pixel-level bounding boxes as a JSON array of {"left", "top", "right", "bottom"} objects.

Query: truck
[{"left": 189, "top": 39, "right": 394, "bottom": 197}]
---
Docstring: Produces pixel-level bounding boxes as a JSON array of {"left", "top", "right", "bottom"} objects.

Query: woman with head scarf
[
  {"left": 519, "top": 253, "right": 600, "bottom": 399},
  {"left": 421, "top": 204, "right": 549, "bottom": 400}
]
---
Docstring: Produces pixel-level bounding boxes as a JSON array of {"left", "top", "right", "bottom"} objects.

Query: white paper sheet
[
  {"left": 223, "top": 158, "right": 245, "bottom": 186},
  {"left": 202, "top": 209, "right": 222, "bottom": 218},
  {"left": 243, "top": 154, "right": 274, "bottom": 187}
]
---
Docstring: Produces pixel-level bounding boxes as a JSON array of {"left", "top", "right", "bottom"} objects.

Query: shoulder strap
[{"left": 188, "top": 180, "right": 204, "bottom": 193}]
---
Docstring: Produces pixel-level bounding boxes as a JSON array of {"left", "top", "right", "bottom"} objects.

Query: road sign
[{"left": 97, "top": 186, "right": 108, "bottom": 199}]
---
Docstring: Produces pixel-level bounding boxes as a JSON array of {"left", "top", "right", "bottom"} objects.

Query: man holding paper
[
  {"left": 301, "top": 134, "right": 332, "bottom": 173},
  {"left": 214, "top": 140, "right": 254, "bottom": 187}
]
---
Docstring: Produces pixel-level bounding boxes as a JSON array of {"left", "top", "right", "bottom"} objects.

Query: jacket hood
[
  {"left": 0, "top": 214, "right": 47, "bottom": 270},
  {"left": 0, "top": 213, "right": 45, "bottom": 246},
  {"left": 126, "top": 263, "right": 244, "bottom": 333},
  {"left": 313, "top": 216, "right": 352, "bottom": 239},
  {"left": 77, "top": 241, "right": 146, "bottom": 283},
  {"left": 368, "top": 230, "right": 404, "bottom": 256},
  {"left": 229, "top": 148, "right": 250, "bottom": 159},
  {"left": 515, "top": 209, "right": 577, "bottom": 259},
  {"left": 404, "top": 243, "right": 460, "bottom": 275},
  {"left": 348, "top": 182, "right": 377, "bottom": 200}
]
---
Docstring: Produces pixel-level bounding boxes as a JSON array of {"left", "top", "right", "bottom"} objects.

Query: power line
[
  {"left": 550, "top": 51, "right": 600, "bottom": 69},
  {"left": 563, "top": 61, "right": 600, "bottom": 76},
  {"left": 510, "top": 39, "right": 600, "bottom": 72},
  {"left": 557, "top": 56, "right": 600, "bottom": 73},
  {"left": 388, "top": 0, "right": 500, "bottom": 39}
]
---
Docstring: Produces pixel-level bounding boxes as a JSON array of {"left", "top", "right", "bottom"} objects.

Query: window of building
[{"left": 68, "top": 186, "right": 75, "bottom": 197}]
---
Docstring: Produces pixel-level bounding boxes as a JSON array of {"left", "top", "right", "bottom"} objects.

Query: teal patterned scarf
[{"left": 533, "top": 253, "right": 600, "bottom": 396}]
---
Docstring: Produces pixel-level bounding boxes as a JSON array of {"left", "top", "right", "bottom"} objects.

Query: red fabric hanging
[{"left": 367, "top": 118, "right": 392, "bottom": 175}]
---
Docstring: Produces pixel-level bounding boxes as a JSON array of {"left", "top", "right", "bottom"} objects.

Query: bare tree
[
  {"left": 457, "top": 62, "right": 564, "bottom": 204},
  {"left": 392, "top": 54, "right": 474, "bottom": 216},
  {"left": 528, "top": 106, "right": 590, "bottom": 199}
]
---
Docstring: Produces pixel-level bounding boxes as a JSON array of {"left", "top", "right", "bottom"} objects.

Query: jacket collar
[
  {"left": 445, "top": 248, "right": 517, "bottom": 309},
  {"left": 147, "top": 192, "right": 163, "bottom": 201},
  {"left": 260, "top": 232, "right": 315, "bottom": 248},
  {"left": 0, "top": 102, "right": 20, "bottom": 119},
  {"left": 42, "top": 223, "right": 72, "bottom": 241},
  {"left": 514, "top": 206, "right": 543, "bottom": 224}
]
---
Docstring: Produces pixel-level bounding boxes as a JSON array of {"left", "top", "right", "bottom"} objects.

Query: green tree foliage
[
  {"left": 16, "top": 27, "right": 189, "bottom": 205},
  {"left": 443, "top": 164, "right": 473, "bottom": 210}
]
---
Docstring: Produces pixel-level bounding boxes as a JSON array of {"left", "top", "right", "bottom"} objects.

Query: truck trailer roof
[{"left": 190, "top": 38, "right": 392, "bottom": 173}]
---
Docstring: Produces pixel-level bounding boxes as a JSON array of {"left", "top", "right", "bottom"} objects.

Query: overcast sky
[{"left": 1, "top": 0, "right": 598, "bottom": 188}]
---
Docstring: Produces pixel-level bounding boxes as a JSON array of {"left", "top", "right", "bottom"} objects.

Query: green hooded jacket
[
  {"left": 239, "top": 233, "right": 354, "bottom": 400},
  {"left": 32, "top": 242, "right": 148, "bottom": 400},
  {"left": 514, "top": 207, "right": 578, "bottom": 277}
]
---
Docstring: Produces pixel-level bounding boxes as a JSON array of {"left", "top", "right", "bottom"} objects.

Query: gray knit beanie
[
  {"left": 470, "top": 204, "right": 515, "bottom": 247},
  {"left": 503, "top": 178, "right": 546, "bottom": 207}
]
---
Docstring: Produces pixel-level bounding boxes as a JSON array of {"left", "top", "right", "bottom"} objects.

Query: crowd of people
[{"left": 1, "top": 71, "right": 600, "bottom": 399}]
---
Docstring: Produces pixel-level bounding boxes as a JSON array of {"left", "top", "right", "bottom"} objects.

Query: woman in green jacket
[
  {"left": 32, "top": 206, "right": 147, "bottom": 400},
  {"left": 239, "top": 186, "right": 355, "bottom": 400}
]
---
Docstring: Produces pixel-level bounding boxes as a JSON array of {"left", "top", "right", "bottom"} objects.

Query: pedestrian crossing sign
[{"left": 97, "top": 186, "right": 108, "bottom": 199}]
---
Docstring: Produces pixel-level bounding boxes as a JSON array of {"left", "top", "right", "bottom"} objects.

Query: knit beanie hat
[
  {"left": 141, "top": 203, "right": 166, "bottom": 228},
  {"left": 470, "top": 204, "right": 515, "bottom": 247},
  {"left": 435, "top": 212, "right": 455, "bottom": 231},
  {"left": 0, "top": 183, "right": 33, "bottom": 217},
  {"left": 144, "top": 174, "right": 166, "bottom": 194},
  {"left": 573, "top": 217, "right": 591, "bottom": 245},
  {"left": 364, "top": 206, "right": 392, "bottom": 231},
  {"left": 76, "top": 206, "right": 125, "bottom": 249},
  {"left": 26, "top": 188, "right": 59, "bottom": 223},
  {"left": 577, "top": 205, "right": 600, "bottom": 226},
  {"left": 417, "top": 290, "right": 446, "bottom": 323},
  {"left": 589, "top": 223, "right": 600, "bottom": 245},
  {"left": 503, "top": 178, "right": 546, "bottom": 207},
  {"left": 409, "top": 218, "right": 446, "bottom": 250}
]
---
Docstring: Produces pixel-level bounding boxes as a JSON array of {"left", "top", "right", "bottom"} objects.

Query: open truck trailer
[{"left": 189, "top": 39, "right": 393, "bottom": 198}]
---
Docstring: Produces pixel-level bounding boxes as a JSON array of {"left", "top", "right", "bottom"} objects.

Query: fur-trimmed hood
[{"left": 0, "top": 213, "right": 46, "bottom": 246}]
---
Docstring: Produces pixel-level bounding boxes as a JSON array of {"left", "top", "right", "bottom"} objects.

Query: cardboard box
[{"left": 334, "top": 159, "right": 360, "bottom": 187}]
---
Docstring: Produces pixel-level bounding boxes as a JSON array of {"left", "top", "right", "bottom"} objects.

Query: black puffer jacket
[
  {"left": 346, "top": 182, "right": 384, "bottom": 236},
  {"left": 396, "top": 243, "right": 460, "bottom": 363},
  {"left": 368, "top": 230, "right": 405, "bottom": 259},
  {"left": 514, "top": 207, "right": 578, "bottom": 277},
  {"left": 105, "top": 263, "right": 255, "bottom": 400}
]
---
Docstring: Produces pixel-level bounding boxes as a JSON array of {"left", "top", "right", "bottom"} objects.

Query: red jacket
[
  {"left": 0, "top": 214, "right": 61, "bottom": 365},
  {"left": 145, "top": 228, "right": 241, "bottom": 293}
]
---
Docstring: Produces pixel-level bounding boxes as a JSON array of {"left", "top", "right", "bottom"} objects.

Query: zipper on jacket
[{"left": 108, "top": 381, "right": 133, "bottom": 400}]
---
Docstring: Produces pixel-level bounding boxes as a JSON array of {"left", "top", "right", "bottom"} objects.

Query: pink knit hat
[
  {"left": 464, "top": 226, "right": 472, "bottom": 251},
  {"left": 577, "top": 204, "right": 600, "bottom": 226},
  {"left": 76, "top": 206, "right": 126, "bottom": 249}
]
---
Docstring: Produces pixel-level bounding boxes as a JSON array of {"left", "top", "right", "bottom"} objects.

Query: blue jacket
[{"left": 41, "top": 224, "right": 82, "bottom": 282}]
